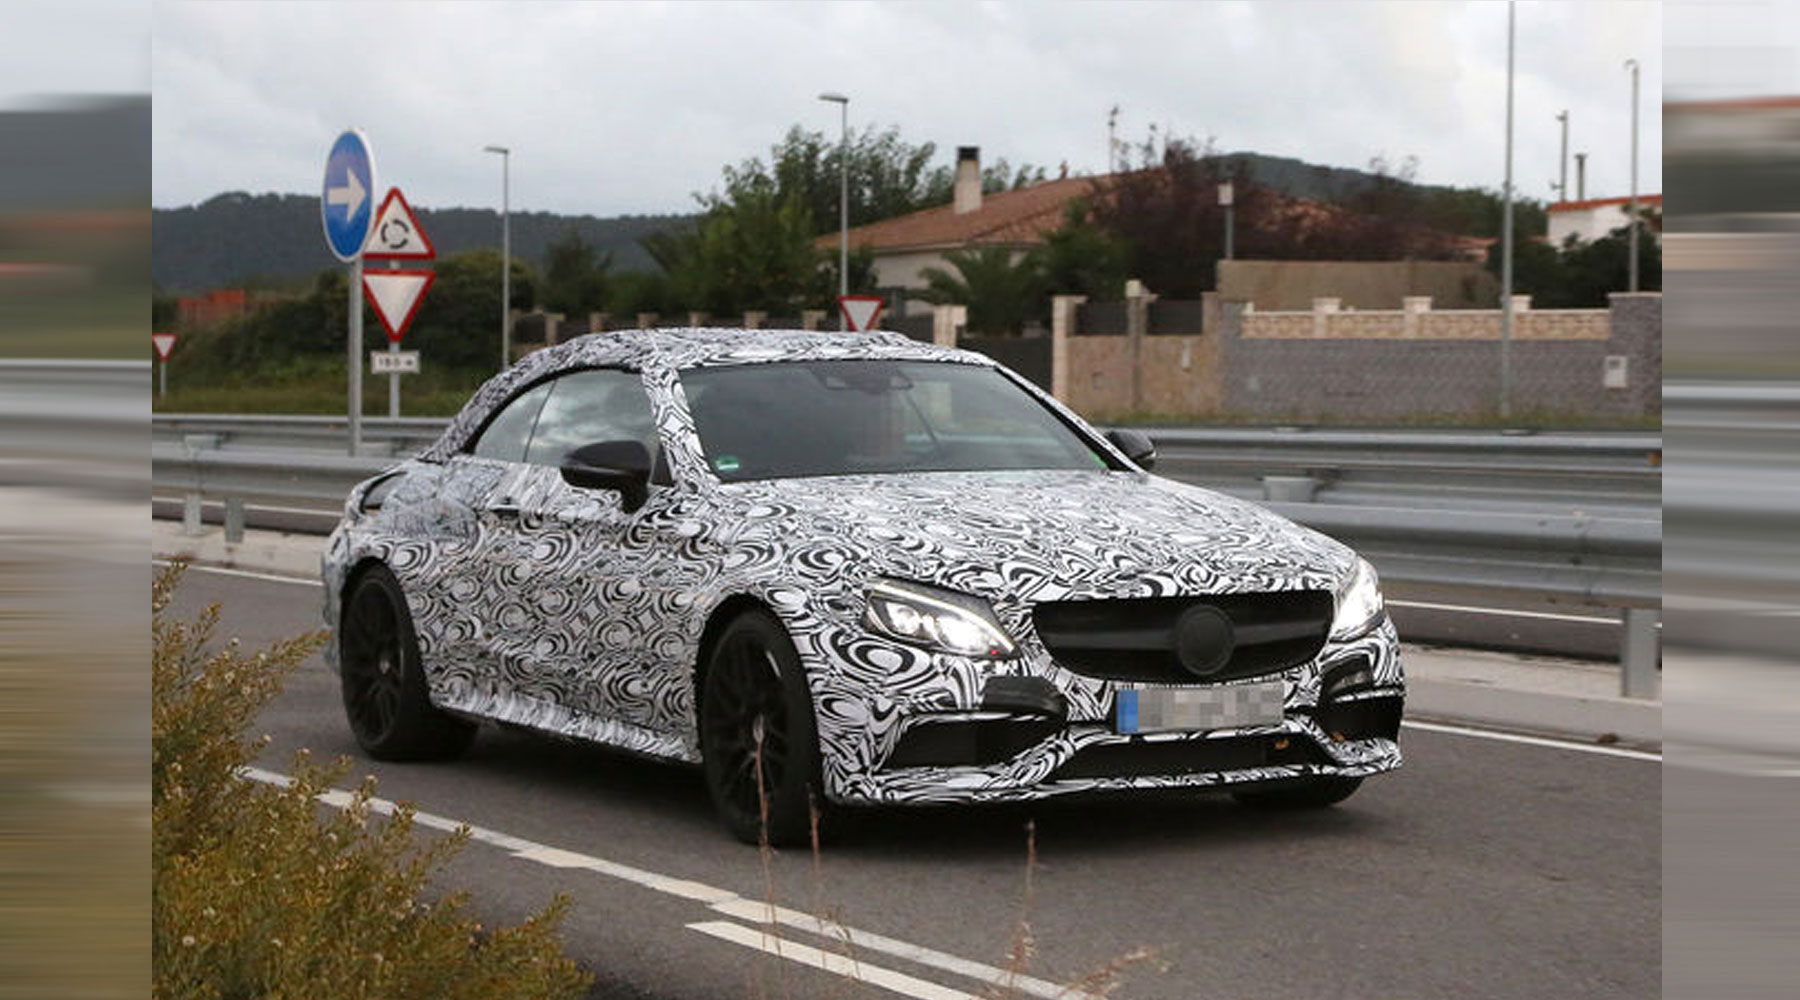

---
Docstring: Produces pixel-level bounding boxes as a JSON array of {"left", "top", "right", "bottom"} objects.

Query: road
[{"left": 165, "top": 566, "right": 1661, "bottom": 1000}]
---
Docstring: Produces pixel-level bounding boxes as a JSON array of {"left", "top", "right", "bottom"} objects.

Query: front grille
[
  {"left": 1050, "top": 733, "right": 1332, "bottom": 781},
  {"left": 1032, "top": 591, "right": 1332, "bottom": 684},
  {"left": 883, "top": 717, "right": 1062, "bottom": 769}
]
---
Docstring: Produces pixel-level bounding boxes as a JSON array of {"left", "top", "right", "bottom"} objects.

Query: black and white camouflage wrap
[{"left": 323, "top": 328, "right": 1403, "bottom": 805}]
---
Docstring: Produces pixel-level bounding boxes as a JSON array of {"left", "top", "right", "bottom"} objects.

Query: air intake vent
[{"left": 1033, "top": 591, "right": 1332, "bottom": 684}]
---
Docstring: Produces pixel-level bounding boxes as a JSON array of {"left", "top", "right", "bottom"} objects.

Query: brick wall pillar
[
  {"left": 932, "top": 304, "right": 967, "bottom": 348},
  {"left": 636, "top": 312, "right": 659, "bottom": 329},
  {"left": 687, "top": 311, "right": 710, "bottom": 328},
  {"left": 801, "top": 309, "right": 827, "bottom": 331},
  {"left": 1310, "top": 296, "right": 1340, "bottom": 337},
  {"left": 1127, "top": 286, "right": 1157, "bottom": 412},
  {"left": 743, "top": 310, "right": 767, "bottom": 329},
  {"left": 589, "top": 311, "right": 608, "bottom": 333},
  {"left": 1402, "top": 296, "right": 1431, "bottom": 338},
  {"left": 1050, "top": 294, "right": 1087, "bottom": 402}
]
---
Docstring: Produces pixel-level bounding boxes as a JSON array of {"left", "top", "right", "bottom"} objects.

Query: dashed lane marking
[{"left": 240, "top": 767, "right": 1101, "bottom": 1000}]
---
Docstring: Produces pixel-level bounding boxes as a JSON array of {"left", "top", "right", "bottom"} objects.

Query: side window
[
  {"left": 524, "top": 369, "right": 660, "bottom": 469},
  {"left": 469, "top": 380, "right": 554, "bottom": 463}
]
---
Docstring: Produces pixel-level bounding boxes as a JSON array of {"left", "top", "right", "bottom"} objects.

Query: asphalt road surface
[{"left": 165, "top": 565, "right": 1660, "bottom": 1000}]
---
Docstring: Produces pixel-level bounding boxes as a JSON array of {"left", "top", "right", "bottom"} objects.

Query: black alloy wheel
[
  {"left": 700, "top": 611, "right": 823, "bottom": 846},
  {"left": 339, "top": 565, "right": 477, "bottom": 761}
]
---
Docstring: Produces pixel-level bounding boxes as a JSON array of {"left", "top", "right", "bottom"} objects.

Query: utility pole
[
  {"left": 818, "top": 92, "right": 850, "bottom": 329},
  {"left": 483, "top": 145, "right": 511, "bottom": 368},
  {"left": 1555, "top": 110, "right": 1569, "bottom": 200},
  {"left": 1626, "top": 59, "right": 1641, "bottom": 293},
  {"left": 1500, "top": 0, "right": 1516, "bottom": 420}
]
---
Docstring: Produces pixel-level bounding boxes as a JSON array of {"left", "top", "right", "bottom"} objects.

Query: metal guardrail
[
  {"left": 152, "top": 419, "right": 1666, "bottom": 696},
  {"left": 153, "top": 414, "right": 1663, "bottom": 509}
]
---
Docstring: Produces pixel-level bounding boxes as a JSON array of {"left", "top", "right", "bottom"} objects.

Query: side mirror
[
  {"left": 1105, "top": 428, "right": 1157, "bottom": 471},
  {"left": 561, "top": 440, "right": 652, "bottom": 512}
]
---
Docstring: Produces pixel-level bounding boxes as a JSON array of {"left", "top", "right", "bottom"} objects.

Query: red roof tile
[
  {"left": 1549, "top": 194, "right": 1663, "bottom": 213},
  {"left": 817, "top": 175, "right": 1109, "bottom": 253}
]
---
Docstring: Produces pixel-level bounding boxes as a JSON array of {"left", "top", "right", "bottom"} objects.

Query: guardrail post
[
  {"left": 182, "top": 493, "right": 203, "bottom": 536},
  {"left": 224, "top": 497, "right": 246, "bottom": 544},
  {"left": 1620, "top": 608, "right": 1659, "bottom": 699}
]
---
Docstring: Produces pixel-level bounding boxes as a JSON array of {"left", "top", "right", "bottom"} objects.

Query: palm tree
[{"left": 915, "top": 245, "right": 1046, "bottom": 335}]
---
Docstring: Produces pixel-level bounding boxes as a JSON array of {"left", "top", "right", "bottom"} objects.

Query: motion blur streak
[
  {"left": 0, "top": 93, "right": 148, "bottom": 996},
  {"left": 1665, "top": 6, "right": 1800, "bottom": 992}
]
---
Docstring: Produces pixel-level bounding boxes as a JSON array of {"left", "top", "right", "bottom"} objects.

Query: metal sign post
[
  {"left": 322, "top": 130, "right": 377, "bottom": 455},
  {"left": 151, "top": 332, "right": 177, "bottom": 397}
]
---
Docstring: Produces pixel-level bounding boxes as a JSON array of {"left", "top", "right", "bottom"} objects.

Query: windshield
[{"left": 680, "top": 360, "right": 1116, "bottom": 482}]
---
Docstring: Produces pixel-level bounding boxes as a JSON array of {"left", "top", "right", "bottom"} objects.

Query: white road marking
[
  {"left": 1389, "top": 599, "right": 1620, "bottom": 625},
  {"left": 707, "top": 898, "right": 1085, "bottom": 1000},
  {"left": 688, "top": 920, "right": 982, "bottom": 1000},
  {"left": 154, "top": 560, "right": 316, "bottom": 587},
  {"left": 239, "top": 766, "right": 1099, "bottom": 1000},
  {"left": 1403, "top": 720, "right": 1661, "bottom": 762}
]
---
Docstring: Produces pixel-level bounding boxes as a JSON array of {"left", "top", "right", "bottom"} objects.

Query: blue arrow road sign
[{"left": 321, "top": 130, "right": 377, "bottom": 262}]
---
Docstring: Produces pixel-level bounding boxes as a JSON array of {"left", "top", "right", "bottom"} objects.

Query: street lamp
[
  {"left": 1625, "top": 58, "right": 1640, "bottom": 293},
  {"left": 1499, "top": 0, "right": 1516, "bottom": 420},
  {"left": 1218, "top": 181, "right": 1235, "bottom": 261},
  {"left": 483, "top": 144, "right": 511, "bottom": 368},
  {"left": 818, "top": 92, "right": 849, "bottom": 329}
]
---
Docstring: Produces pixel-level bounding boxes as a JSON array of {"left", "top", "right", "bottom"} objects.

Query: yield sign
[
  {"left": 838, "top": 295, "right": 885, "bottom": 332},
  {"left": 151, "top": 332, "right": 178, "bottom": 361},
  {"left": 362, "top": 269, "right": 435, "bottom": 343},
  {"left": 363, "top": 187, "right": 436, "bottom": 260}
]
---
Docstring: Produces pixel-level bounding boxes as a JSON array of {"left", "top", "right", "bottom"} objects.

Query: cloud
[{"left": 151, "top": 0, "right": 1665, "bottom": 215}]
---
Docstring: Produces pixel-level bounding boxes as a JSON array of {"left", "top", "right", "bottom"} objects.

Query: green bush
[{"left": 151, "top": 565, "right": 591, "bottom": 999}]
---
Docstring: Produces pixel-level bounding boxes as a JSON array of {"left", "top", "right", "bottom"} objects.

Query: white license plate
[{"left": 1115, "top": 682, "right": 1286, "bottom": 734}]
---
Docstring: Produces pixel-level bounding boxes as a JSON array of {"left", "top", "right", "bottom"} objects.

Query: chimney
[
  {"left": 1574, "top": 152, "right": 1587, "bottom": 201},
  {"left": 954, "top": 146, "right": 982, "bottom": 215}
]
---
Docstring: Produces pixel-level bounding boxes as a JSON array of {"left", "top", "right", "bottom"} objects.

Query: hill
[{"left": 151, "top": 193, "right": 690, "bottom": 293}]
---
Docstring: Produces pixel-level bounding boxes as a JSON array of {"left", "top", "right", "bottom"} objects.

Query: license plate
[{"left": 1115, "top": 681, "right": 1286, "bottom": 734}]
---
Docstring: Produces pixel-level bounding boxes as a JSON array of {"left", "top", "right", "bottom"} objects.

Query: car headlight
[
  {"left": 863, "top": 579, "right": 1017, "bottom": 659},
  {"left": 1330, "top": 557, "right": 1385, "bottom": 641}
]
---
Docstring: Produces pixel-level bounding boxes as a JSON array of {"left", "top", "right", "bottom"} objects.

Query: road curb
[{"left": 1406, "top": 678, "right": 1660, "bottom": 747}]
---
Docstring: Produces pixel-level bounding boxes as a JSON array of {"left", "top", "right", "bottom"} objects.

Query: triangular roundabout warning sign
[
  {"left": 362, "top": 269, "right": 435, "bottom": 343},
  {"left": 363, "top": 187, "right": 436, "bottom": 260}
]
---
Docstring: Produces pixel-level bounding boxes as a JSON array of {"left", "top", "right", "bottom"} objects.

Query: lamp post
[
  {"left": 1500, "top": 0, "right": 1516, "bottom": 420},
  {"left": 818, "top": 92, "right": 849, "bottom": 330},
  {"left": 1219, "top": 181, "right": 1235, "bottom": 260},
  {"left": 1625, "top": 58, "right": 1640, "bottom": 293},
  {"left": 483, "top": 144, "right": 511, "bottom": 368}
]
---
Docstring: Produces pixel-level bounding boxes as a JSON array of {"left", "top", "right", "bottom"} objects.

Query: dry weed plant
[{"left": 150, "top": 563, "right": 591, "bottom": 999}]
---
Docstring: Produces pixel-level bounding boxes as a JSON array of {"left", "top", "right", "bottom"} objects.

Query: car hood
[{"left": 712, "top": 470, "right": 1354, "bottom": 605}]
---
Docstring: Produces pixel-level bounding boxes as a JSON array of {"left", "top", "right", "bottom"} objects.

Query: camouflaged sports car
[{"left": 323, "top": 328, "right": 1403, "bottom": 844}]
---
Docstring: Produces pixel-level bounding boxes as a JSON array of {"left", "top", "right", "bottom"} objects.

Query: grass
[{"left": 154, "top": 358, "right": 493, "bottom": 416}]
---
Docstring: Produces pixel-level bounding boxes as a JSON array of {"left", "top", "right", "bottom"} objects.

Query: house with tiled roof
[
  {"left": 1547, "top": 194, "right": 1663, "bottom": 246},
  {"left": 819, "top": 147, "right": 1106, "bottom": 315}
]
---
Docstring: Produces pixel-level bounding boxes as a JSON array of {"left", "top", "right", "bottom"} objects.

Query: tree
[
  {"left": 1040, "top": 199, "right": 1128, "bottom": 300},
  {"left": 540, "top": 227, "right": 610, "bottom": 317},
  {"left": 1491, "top": 224, "right": 1662, "bottom": 307},
  {"left": 714, "top": 124, "right": 1047, "bottom": 236},
  {"left": 916, "top": 246, "right": 1046, "bottom": 335},
  {"left": 1089, "top": 136, "right": 1280, "bottom": 297},
  {"left": 406, "top": 249, "right": 536, "bottom": 370}
]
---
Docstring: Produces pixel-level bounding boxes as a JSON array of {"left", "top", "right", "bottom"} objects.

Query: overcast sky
[{"left": 131, "top": 3, "right": 1657, "bottom": 216}]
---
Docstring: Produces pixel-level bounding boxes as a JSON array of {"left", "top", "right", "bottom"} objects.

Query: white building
[{"left": 1547, "top": 194, "right": 1663, "bottom": 246}]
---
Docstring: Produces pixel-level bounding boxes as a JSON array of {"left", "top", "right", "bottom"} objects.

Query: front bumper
[{"left": 802, "top": 615, "right": 1405, "bottom": 807}]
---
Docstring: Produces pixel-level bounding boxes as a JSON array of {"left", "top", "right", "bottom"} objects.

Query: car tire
[
  {"left": 699, "top": 610, "right": 825, "bottom": 846},
  {"left": 338, "top": 565, "right": 477, "bottom": 761},
  {"left": 1232, "top": 775, "right": 1363, "bottom": 810}
]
